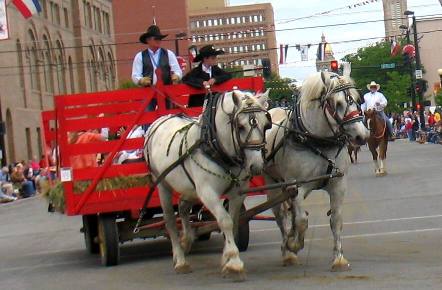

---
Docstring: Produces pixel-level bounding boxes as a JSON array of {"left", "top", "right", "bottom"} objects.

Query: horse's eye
[{"left": 238, "top": 124, "right": 246, "bottom": 132}]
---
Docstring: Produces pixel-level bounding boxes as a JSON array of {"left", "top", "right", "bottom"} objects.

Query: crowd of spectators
[
  {"left": 0, "top": 155, "right": 55, "bottom": 203},
  {"left": 389, "top": 109, "right": 442, "bottom": 143}
]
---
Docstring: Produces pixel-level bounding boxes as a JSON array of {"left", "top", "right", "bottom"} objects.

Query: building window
[
  {"left": 231, "top": 17, "right": 235, "bottom": 24},
  {"left": 253, "top": 15, "right": 258, "bottom": 22},
  {"left": 25, "top": 128, "right": 33, "bottom": 160},
  {"left": 36, "top": 128, "right": 42, "bottom": 157},
  {"left": 64, "top": 7, "right": 69, "bottom": 28},
  {"left": 236, "top": 16, "right": 241, "bottom": 23},
  {"left": 51, "top": 3, "right": 60, "bottom": 25},
  {"left": 27, "top": 30, "right": 40, "bottom": 92},
  {"left": 41, "top": 0, "right": 48, "bottom": 18},
  {"left": 94, "top": 7, "right": 102, "bottom": 32},
  {"left": 16, "top": 40, "right": 25, "bottom": 96},
  {"left": 68, "top": 57, "right": 75, "bottom": 93},
  {"left": 42, "top": 35, "right": 54, "bottom": 93},
  {"left": 55, "top": 40, "right": 66, "bottom": 94}
]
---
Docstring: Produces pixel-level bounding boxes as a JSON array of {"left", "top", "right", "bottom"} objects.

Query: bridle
[
  {"left": 318, "top": 76, "right": 364, "bottom": 138},
  {"left": 224, "top": 95, "right": 272, "bottom": 163}
]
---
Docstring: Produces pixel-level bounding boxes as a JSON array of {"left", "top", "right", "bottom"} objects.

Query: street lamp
[
  {"left": 175, "top": 32, "right": 187, "bottom": 56},
  {"left": 404, "top": 10, "right": 414, "bottom": 16}
]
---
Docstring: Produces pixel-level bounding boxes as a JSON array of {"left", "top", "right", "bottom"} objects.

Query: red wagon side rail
[{"left": 41, "top": 77, "right": 266, "bottom": 218}]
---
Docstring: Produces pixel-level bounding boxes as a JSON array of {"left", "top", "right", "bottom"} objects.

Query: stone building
[
  {"left": 188, "top": 1, "right": 279, "bottom": 74},
  {"left": 383, "top": 0, "right": 408, "bottom": 39},
  {"left": 0, "top": 0, "right": 117, "bottom": 164}
]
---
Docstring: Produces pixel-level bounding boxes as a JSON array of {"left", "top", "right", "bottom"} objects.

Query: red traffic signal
[
  {"left": 416, "top": 103, "right": 421, "bottom": 110},
  {"left": 330, "top": 60, "right": 339, "bottom": 72}
]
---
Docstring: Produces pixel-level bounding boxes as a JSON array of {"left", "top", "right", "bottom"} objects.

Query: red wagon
[{"left": 41, "top": 77, "right": 270, "bottom": 266}]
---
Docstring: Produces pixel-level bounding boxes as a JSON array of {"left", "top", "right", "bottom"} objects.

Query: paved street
[{"left": 1, "top": 140, "right": 442, "bottom": 290}]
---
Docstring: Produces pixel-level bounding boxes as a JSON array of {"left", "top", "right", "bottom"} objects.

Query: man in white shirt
[
  {"left": 132, "top": 25, "right": 182, "bottom": 87},
  {"left": 361, "top": 81, "right": 393, "bottom": 138}
]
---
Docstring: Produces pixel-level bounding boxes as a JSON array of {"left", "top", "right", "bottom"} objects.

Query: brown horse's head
[{"left": 364, "top": 109, "right": 386, "bottom": 139}]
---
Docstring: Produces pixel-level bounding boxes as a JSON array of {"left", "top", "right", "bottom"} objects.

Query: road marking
[
  {"left": 251, "top": 214, "right": 442, "bottom": 233},
  {"left": 3, "top": 227, "right": 442, "bottom": 273},
  {"left": 248, "top": 227, "right": 442, "bottom": 248}
]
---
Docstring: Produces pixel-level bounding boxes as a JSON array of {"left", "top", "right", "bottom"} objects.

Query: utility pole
[
  {"left": 410, "top": 13, "right": 426, "bottom": 129},
  {"left": 400, "top": 24, "right": 417, "bottom": 111}
]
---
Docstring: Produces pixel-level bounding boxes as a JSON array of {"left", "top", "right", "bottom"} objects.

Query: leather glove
[
  {"left": 139, "top": 77, "right": 151, "bottom": 87},
  {"left": 171, "top": 74, "right": 180, "bottom": 84}
]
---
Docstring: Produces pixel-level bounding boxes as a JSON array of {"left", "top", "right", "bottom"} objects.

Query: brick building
[
  {"left": 0, "top": 0, "right": 117, "bottom": 164},
  {"left": 188, "top": 2, "right": 279, "bottom": 74},
  {"left": 112, "top": 0, "right": 190, "bottom": 84}
]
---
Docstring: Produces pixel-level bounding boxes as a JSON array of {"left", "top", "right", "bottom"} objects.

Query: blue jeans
[
  {"left": 21, "top": 180, "right": 35, "bottom": 198},
  {"left": 377, "top": 111, "right": 393, "bottom": 136}
]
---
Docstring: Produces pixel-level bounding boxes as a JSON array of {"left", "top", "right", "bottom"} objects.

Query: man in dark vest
[
  {"left": 132, "top": 25, "right": 182, "bottom": 87},
  {"left": 183, "top": 45, "right": 231, "bottom": 107}
]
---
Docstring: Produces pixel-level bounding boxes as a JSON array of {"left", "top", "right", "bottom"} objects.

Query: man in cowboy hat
[
  {"left": 361, "top": 81, "right": 394, "bottom": 138},
  {"left": 183, "top": 45, "right": 231, "bottom": 107},
  {"left": 132, "top": 25, "right": 182, "bottom": 87}
]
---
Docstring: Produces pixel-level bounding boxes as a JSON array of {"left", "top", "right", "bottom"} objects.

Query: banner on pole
[{"left": 0, "top": 0, "right": 9, "bottom": 41}]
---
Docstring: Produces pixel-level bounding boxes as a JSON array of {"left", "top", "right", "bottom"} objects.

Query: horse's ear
[
  {"left": 256, "top": 89, "right": 270, "bottom": 109},
  {"left": 223, "top": 91, "right": 239, "bottom": 114},
  {"left": 320, "top": 71, "right": 331, "bottom": 90}
]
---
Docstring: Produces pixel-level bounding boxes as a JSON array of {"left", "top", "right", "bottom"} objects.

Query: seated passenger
[{"left": 183, "top": 45, "right": 231, "bottom": 107}]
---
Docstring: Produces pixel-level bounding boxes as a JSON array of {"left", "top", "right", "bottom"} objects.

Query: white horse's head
[
  {"left": 218, "top": 89, "right": 271, "bottom": 175},
  {"left": 300, "top": 72, "right": 369, "bottom": 145}
]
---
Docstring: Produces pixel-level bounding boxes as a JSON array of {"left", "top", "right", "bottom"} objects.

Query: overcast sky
[{"left": 229, "top": 0, "right": 442, "bottom": 81}]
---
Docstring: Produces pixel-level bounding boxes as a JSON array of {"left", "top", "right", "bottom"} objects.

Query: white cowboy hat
[{"left": 367, "top": 81, "right": 380, "bottom": 90}]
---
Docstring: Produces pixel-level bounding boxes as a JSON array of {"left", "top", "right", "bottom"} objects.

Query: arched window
[
  {"left": 107, "top": 51, "right": 115, "bottom": 89},
  {"left": 68, "top": 56, "right": 75, "bottom": 93},
  {"left": 42, "top": 35, "right": 54, "bottom": 93},
  {"left": 16, "top": 39, "right": 27, "bottom": 107},
  {"left": 55, "top": 40, "right": 66, "bottom": 94},
  {"left": 27, "top": 29, "right": 40, "bottom": 92},
  {"left": 97, "top": 47, "right": 105, "bottom": 81},
  {"left": 88, "top": 46, "right": 97, "bottom": 92}
]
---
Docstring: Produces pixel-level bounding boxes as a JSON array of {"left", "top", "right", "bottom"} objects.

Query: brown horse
[
  {"left": 364, "top": 109, "right": 388, "bottom": 176},
  {"left": 347, "top": 143, "right": 361, "bottom": 164}
]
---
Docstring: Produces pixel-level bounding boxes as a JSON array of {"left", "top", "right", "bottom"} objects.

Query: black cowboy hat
[
  {"left": 139, "top": 25, "right": 168, "bottom": 44},
  {"left": 193, "top": 45, "right": 225, "bottom": 62}
]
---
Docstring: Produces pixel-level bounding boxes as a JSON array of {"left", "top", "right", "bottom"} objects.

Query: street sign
[
  {"left": 380, "top": 63, "right": 396, "bottom": 69},
  {"left": 415, "top": 69, "right": 423, "bottom": 79}
]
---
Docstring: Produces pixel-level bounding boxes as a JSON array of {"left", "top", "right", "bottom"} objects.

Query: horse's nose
[
  {"left": 249, "top": 164, "right": 262, "bottom": 175},
  {"left": 355, "top": 135, "right": 366, "bottom": 145}
]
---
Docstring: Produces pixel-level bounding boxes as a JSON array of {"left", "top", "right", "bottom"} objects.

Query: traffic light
[
  {"left": 330, "top": 60, "right": 339, "bottom": 72},
  {"left": 416, "top": 103, "right": 421, "bottom": 111},
  {"left": 402, "top": 53, "right": 411, "bottom": 65},
  {"left": 415, "top": 82, "right": 422, "bottom": 95}
]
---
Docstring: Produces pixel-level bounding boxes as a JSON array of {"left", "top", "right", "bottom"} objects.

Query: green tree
[
  {"left": 435, "top": 90, "right": 442, "bottom": 106},
  {"left": 264, "top": 73, "right": 296, "bottom": 101},
  {"left": 342, "top": 40, "right": 412, "bottom": 112}
]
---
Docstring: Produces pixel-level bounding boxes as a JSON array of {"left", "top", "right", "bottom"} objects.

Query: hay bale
[{"left": 42, "top": 175, "right": 153, "bottom": 214}]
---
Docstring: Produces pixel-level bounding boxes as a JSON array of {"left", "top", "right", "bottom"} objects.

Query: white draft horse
[
  {"left": 145, "top": 90, "right": 270, "bottom": 279},
  {"left": 264, "top": 72, "right": 369, "bottom": 271}
]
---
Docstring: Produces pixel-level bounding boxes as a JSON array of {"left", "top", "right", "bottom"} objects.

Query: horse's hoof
[
  {"left": 175, "top": 262, "right": 193, "bottom": 274},
  {"left": 222, "top": 266, "right": 246, "bottom": 282},
  {"left": 282, "top": 252, "right": 299, "bottom": 266},
  {"left": 331, "top": 256, "right": 351, "bottom": 272}
]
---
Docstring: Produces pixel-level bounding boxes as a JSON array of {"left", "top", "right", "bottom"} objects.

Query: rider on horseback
[{"left": 361, "top": 81, "right": 394, "bottom": 140}]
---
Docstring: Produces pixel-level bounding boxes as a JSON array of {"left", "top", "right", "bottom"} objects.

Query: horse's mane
[{"left": 299, "top": 72, "right": 360, "bottom": 107}]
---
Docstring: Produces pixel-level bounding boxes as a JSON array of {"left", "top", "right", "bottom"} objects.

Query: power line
[
  {"left": 0, "top": 13, "right": 440, "bottom": 55},
  {"left": 1, "top": 27, "right": 442, "bottom": 72}
]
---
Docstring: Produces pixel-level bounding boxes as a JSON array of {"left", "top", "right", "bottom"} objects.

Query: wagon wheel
[
  {"left": 235, "top": 205, "right": 250, "bottom": 252},
  {"left": 82, "top": 215, "right": 99, "bottom": 254},
  {"left": 98, "top": 214, "right": 120, "bottom": 266},
  {"left": 223, "top": 201, "right": 250, "bottom": 252}
]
